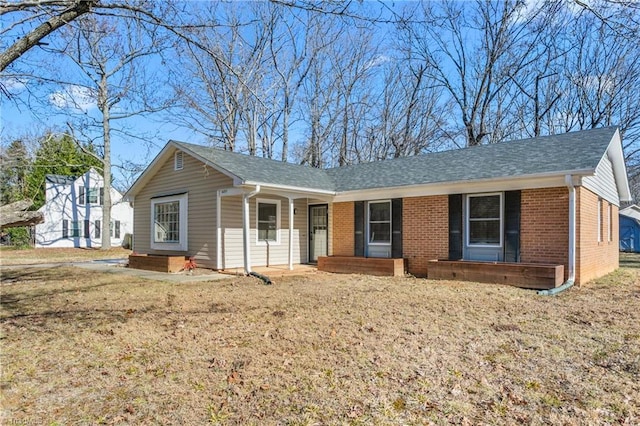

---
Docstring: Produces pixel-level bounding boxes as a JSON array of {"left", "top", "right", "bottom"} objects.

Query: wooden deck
[
  {"left": 317, "top": 256, "right": 406, "bottom": 277},
  {"left": 427, "top": 260, "right": 564, "bottom": 290}
]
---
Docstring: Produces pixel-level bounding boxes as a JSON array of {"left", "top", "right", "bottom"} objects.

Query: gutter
[{"left": 538, "top": 175, "right": 576, "bottom": 295}]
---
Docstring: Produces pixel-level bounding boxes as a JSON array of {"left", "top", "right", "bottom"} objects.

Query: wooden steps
[{"left": 129, "top": 254, "right": 187, "bottom": 273}]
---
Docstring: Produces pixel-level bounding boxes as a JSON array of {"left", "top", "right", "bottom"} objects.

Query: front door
[{"left": 309, "top": 204, "right": 328, "bottom": 262}]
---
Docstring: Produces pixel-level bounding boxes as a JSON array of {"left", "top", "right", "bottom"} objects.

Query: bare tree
[{"left": 34, "top": 13, "right": 170, "bottom": 248}]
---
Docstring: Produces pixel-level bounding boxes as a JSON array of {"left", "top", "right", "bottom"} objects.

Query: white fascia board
[
  {"left": 123, "top": 141, "right": 243, "bottom": 201},
  {"left": 606, "top": 129, "right": 632, "bottom": 202},
  {"left": 243, "top": 181, "right": 336, "bottom": 198},
  {"left": 332, "top": 173, "right": 594, "bottom": 203}
]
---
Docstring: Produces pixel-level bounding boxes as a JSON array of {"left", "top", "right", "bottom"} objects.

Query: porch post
[
  {"left": 243, "top": 193, "right": 252, "bottom": 274},
  {"left": 216, "top": 190, "right": 222, "bottom": 270},
  {"left": 288, "top": 197, "right": 294, "bottom": 270}
]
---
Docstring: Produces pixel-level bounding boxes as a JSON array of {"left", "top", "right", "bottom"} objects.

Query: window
[
  {"left": 608, "top": 203, "right": 612, "bottom": 242},
  {"left": 95, "top": 220, "right": 101, "bottom": 238},
  {"left": 70, "top": 221, "right": 80, "bottom": 237},
  {"left": 368, "top": 201, "right": 391, "bottom": 244},
  {"left": 151, "top": 193, "right": 188, "bottom": 251},
  {"left": 88, "top": 188, "right": 99, "bottom": 204},
  {"left": 467, "top": 194, "right": 502, "bottom": 246},
  {"left": 79, "top": 186, "right": 103, "bottom": 205},
  {"left": 174, "top": 151, "right": 184, "bottom": 170},
  {"left": 598, "top": 198, "right": 603, "bottom": 242},
  {"left": 256, "top": 199, "right": 280, "bottom": 244}
]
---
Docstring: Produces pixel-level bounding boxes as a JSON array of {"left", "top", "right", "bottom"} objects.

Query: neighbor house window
[
  {"left": 467, "top": 193, "right": 502, "bottom": 246},
  {"left": 79, "top": 186, "right": 103, "bottom": 205},
  {"left": 70, "top": 220, "right": 80, "bottom": 237},
  {"left": 174, "top": 151, "right": 184, "bottom": 170},
  {"left": 256, "top": 199, "right": 280, "bottom": 244},
  {"left": 151, "top": 193, "right": 188, "bottom": 251},
  {"left": 368, "top": 201, "right": 391, "bottom": 244}
]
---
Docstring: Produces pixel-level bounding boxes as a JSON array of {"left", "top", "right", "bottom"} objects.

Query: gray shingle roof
[
  {"left": 326, "top": 127, "right": 617, "bottom": 191},
  {"left": 172, "top": 141, "right": 336, "bottom": 191},
  {"left": 173, "top": 127, "right": 616, "bottom": 193}
]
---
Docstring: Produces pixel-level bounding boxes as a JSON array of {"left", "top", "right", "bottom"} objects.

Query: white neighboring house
[{"left": 35, "top": 168, "right": 133, "bottom": 248}]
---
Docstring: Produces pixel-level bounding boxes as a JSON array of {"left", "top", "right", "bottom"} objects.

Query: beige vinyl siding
[
  {"left": 583, "top": 154, "right": 620, "bottom": 206},
  {"left": 133, "top": 150, "right": 233, "bottom": 268},
  {"left": 221, "top": 195, "right": 308, "bottom": 269}
]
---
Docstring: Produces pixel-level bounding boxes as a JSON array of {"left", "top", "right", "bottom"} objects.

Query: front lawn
[
  {"left": 0, "top": 247, "right": 131, "bottom": 266},
  {"left": 1, "top": 264, "right": 638, "bottom": 424}
]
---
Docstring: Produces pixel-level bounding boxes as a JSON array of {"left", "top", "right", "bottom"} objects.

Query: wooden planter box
[
  {"left": 317, "top": 256, "right": 406, "bottom": 277},
  {"left": 427, "top": 259, "right": 564, "bottom": 290},
  {"left": 129, "top": 254, "right": 187, "bottom": 273}
]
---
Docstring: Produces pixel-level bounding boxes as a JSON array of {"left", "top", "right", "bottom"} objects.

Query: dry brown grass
[
  {"left": 1, "top": 260, "right": 639, "bottom": 424},
  {"left": 0, "top": 247, "right": 131, "bottom": 266}
]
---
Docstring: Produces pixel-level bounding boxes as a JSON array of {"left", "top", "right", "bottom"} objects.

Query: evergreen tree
[
  {"left": 0, "top": 139, "right": 31, "bottom": 205},
  {"left": 26, "top": 133, "right": 102, "bottom": 209}
]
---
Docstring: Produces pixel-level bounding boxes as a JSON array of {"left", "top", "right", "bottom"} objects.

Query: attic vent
[{"left": 174, "top": 151, "right": 184, "bottom": 171}]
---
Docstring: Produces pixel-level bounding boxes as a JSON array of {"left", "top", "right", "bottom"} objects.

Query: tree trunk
[
  {"left": 99, "top": 75, "right": 112, "bottom": 250},
  {"left": 0, "top": 0, "right": 95, "bottom": 72}
]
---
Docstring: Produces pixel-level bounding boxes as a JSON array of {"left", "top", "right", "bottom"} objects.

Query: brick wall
[
  {"left": 520, "top": 187, "right": 570, "bottom": 279},
  {"left": 576, "top": 187, "right": 619, "bottom": 284},
  {"left": 332, "top": 202, "right": 354, "bottom": 256},
  {"left": 403, "top": 195, "right": 449, "bottom": 277}
]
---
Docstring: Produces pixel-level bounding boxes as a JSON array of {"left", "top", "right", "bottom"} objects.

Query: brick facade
[
  {"left": 332, "top": 202, "right": 354, "bottom": 256},
  {"left": 520, "top": 187, "right": 570, "bottom": 278},
  {"left": 576, "top": 187, "right": 619, "bottom": 284},
  {"left": 402, "top": 195, "right": 449, "bottom": 276},
  {"left": 329, "top": 187, "right": 619, "bottom": 285}
]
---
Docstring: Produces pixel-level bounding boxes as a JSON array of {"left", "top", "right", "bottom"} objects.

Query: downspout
[
  {"left": 538, "top": 175, "right": 576, "bottom": 295},
  {"left": 242, "top": 185, "right": 260, "bottom": 274}
]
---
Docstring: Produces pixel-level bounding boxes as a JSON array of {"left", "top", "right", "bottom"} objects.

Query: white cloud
[
  {"left": 1, "top": 77, "right": 27, "bottom": 93},
  {"left": 49, "top": 85, "right": 97, "bottom": 112}
]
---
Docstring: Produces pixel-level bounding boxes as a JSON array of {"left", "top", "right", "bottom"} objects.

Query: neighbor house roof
[
  {"left": 125, "top": 127, "right": 631, "bottom": 202},
  {"left": 45, "top": 174, "right": 76, "bottom": 185},
  {"left": 620, "top": 205, "right": 640, "bottom": 221}
]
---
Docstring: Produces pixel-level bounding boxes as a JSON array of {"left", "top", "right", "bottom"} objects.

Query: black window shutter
[
  {"left": 448, "top": 194, "right": 463, "bottom": 260},
  {"left": 62, "top": 220, "right": 68, "bottom": 238},
  {"left": 504, "top": 190, "right": 521, "bottom": 262},
  {"left": 79, "top": 187, "right": 85, "bottom": 205},
  {"left": 115, "top": 221, "right": 121, "bottom": 239},
  {"left": 84, "top": 220, "right": 90, "bottom": 238},
  {"left": 95, "top": 220, "right": 101, "bottom": 238},
  {"left": 99, "top": 188, "right": 104, "bottom": 205},
  {"left": 391, "top": 198, "right": 403, "bottom": 258},
  {"left": 354, "top": 201, "right": 365, "bottom": 256}
]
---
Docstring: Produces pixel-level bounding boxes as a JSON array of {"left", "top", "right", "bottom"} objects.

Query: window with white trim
[
  {"left": 368, "top": 201, "right": 391, "bottom": 244},
  {"left": 467, "top": 193, "right": 502, "bottom": 246},
  {"left": 151, "top": 193, "right": 188, "bottom": 251},
  {"left": 256, "top": 199, "right": 280, "bottom": 244},
  {"left": 174, "top": 151, "right": 184, "bottom": 170},
  {"left": 598, "top": 198, "right": 602, "bottom": 242},
  {"left": 607, "top": 202, "right": 612, "bottom": 242}
]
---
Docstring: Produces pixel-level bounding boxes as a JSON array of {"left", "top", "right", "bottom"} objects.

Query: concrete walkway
[{"left": 2, "top": 258, "right": 232, "bottom": 283}]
